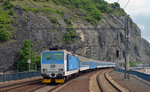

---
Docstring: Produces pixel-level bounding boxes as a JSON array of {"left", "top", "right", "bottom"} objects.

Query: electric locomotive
[
  {"left": 41, "top": 50, "right": 116, "bottom": 83},
  {"left": 41, "top": 50, "right": 79, "bottom": 83}
]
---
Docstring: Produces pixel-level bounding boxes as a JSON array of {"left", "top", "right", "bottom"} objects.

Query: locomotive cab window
[
  {"left": 42, "top": 53, "right": 52, "bottom": 60},
  {"left": 54, "top": 53, "right": 64, "bottom": 60}
]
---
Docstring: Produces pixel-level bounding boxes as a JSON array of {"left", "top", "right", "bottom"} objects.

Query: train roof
[
  {"left": 42, "top": 50, "right": 115, "bottom": 63},
  {"left": 42, "top": 50, "right": 73, "bottom": 55}
]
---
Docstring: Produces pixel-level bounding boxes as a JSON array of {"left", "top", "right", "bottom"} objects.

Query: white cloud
[
  {"left": 105, "top": 0, "right": 150, "bottom": 17},
  {"left": 105, "top": 0, "right": 150, "bottom": 43},
  {"left": 128, "top": 8, "right": 150, "bottom": 17}
]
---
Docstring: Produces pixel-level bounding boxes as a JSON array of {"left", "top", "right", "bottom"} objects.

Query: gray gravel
[{"left": 109, "top": 71, "right": 150, "bottom": 92}]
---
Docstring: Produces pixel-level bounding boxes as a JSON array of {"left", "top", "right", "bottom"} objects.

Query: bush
[
  {"left": 33, "top": 0, "right": 49, "bottom": 2},
  {"left": 56, "top": 10, "right": 64, "bottom": 17},
  {"left": 83, "top": 17, "right": 98, "bottom": 25},
  {"left": 41, "top": 7, "right": 56, "bottom": 13},
  {"left": 74, "top": 0, "right": 81, "bottom": 8},
  {"left": 52, "top": 0, "right": 60, "bottom": 5},
  {"left": 111, "top": 2, "right": 126, "bottom": 16},
  {"left": 129, "top": 61, "right": 137, "bottom": 67},
  {"left": 22, "top": 7, "right": 39, "bottom": 13},
  {"left": 0, "top": 27, "right": 11, "bottom": 41},
  {"left": 0, "top": 16, "right": 11, "bottom": 24},
  {"left": 111, "top": 2, "right": 120, "bottom": 9},
  {"left": 91, "top": 9, "right": 102, "bottom": 21},
  {"left": 64, "top": 18, "right": 71, "bottom": 25},
  {"left": 8, "top": 8, "right": 14, "bottom": 16},
  {"left": 3, "top": 0, "right": 13, "bottom": 9},
  {"left": 4, "top": 3, "right": 13, "bottom": 9},
  {"left": 63, "top": 26, "right": 78, "bottom": 44},
  {"left": 3, "top": 0, "right": 10, "bottom": 6},
  {"left": 0, "top": 0, "right": 4, "bottom": 3},
  {"left": 50, "top": 17, "right": 57, "bottom": 23}
]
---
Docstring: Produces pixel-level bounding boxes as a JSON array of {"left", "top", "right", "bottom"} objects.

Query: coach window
[{"left": 54, "top": 53, "right": 64, "bottom": 60}]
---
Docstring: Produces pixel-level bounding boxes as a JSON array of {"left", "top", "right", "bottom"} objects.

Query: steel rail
[
  {"left": 0, "top": 79, "right": 41, "bottom": 92},
  {"left": 96, "top": 69, "right": 121, "bottom": 92}
]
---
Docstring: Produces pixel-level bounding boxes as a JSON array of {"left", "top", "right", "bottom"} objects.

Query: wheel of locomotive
[{"left": 65, "top": 76, "right": 69, "bottom": 81}]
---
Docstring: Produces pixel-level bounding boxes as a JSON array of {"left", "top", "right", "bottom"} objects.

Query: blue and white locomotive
[{"left": 41, "top": 50, "right": 115, "bottom": 83}]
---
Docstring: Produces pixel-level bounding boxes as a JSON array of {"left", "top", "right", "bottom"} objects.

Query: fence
[
  {"left": 0, "top": 71, "right": 41, "bottom": 82},
  {"left": 115, "top": 68, "right": 150, "bottom": 82}
]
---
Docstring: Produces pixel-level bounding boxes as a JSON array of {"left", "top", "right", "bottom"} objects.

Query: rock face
[{"left": 0, "top": 6, "right": 150, "bottom": 72}]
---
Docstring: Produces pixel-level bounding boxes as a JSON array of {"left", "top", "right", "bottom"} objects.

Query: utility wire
[
  {"left": 124, "top": 0, "right": 131, "bottom": 9},
  {"left": 117, "top": 0, "right": 119, "bottom": 3}
]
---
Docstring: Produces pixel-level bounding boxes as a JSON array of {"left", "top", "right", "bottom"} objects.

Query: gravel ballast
[
  {"left": 56, "top": 70, "right": 100, "bottom": 92},
  {"left": 109, "top": 71, "right": 150, "bottom": 92}
]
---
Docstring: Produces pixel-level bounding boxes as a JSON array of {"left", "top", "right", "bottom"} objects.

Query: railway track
[
  {"left": 24, "top": 83, "right": 47, "bottom": 92},
  {"left": 0, "top": 79, "right": 43, "bottom": 92},
  {"left": 0, "top": 74, "right": 78, "bottom": 92},
  {"left": 0, "top": 69, "right": 119, "bottom": 92},
  {"left": 97, "top": 69, "right": 121, "bottom": 92}
]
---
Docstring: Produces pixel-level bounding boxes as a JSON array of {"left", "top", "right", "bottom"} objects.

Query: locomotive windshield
[
  {"left": 42, "top": 51, "right": 64, "bottom": 64},
  {"left": 54, "top": 53, "right": 64, "bottom": 60},
  {"left": 42, "top": 53, "right": 52, "bottom": 60}
]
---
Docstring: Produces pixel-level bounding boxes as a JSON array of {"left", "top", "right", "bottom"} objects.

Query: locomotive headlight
[{"left": 58, "top": 68, "right": 63, "bottom": 71}]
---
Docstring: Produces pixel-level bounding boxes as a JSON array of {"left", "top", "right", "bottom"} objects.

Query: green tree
[
  {"left": 111, "top": 2, "right": 120, "bottom": 8},
  {"left": 31, "top": 56, "right": 41, "bottom": 70},
  {"left": 129, "top": 61, "right": 137, "bottom": 67},
  {"left": 16, "top": 40, "right": 41, "bottom": 72}
]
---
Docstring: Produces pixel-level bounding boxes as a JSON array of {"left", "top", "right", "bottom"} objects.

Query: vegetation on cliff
[
  {"left": 52, "top": 0, "right": 126, "bottom": 24},
  {"left": 0, "top": 0, "right": 127, "bottom": 42},
  {"left": 0, "top": 0, "right": 14, "bottom": 42},
  {"left": 63, "top": 26, "right": 78, "bottom": 44}
]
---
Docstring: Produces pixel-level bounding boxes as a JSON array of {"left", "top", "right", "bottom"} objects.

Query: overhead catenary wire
[
  {"left": 117, "top": 0, "right": 119, "bottom": 3},
  {"left": 124, "top": 0, "right": 131, "bottom": 9}
]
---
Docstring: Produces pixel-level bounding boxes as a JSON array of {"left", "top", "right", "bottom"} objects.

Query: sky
[{"left": 105, "top": 0, "right": 150, "bottom": 43}]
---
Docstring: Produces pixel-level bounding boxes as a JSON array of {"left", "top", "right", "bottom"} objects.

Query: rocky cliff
[{"left": 0, "top": 0, "right": 150, "bottom": 72}]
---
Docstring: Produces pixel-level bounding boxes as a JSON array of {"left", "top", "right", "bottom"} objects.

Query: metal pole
[
  {"left": 28, "top": 16, "right": 31, "bottom": 72},
  {"left": 90, "top": 45, "right": 92, "bottom": 58},
  {"left": 2, "top": 72, "right": 4, "bottom": 83},
  {"left": 99, "top": 47, "right": 100, "bottom": 60},
  {"left": 124, "top": 17, "right": 130, "bottom": 79},
  {"left": 29, "top": 34, "right": 31, "bottom": 71},
  {"left": 126, "top": 18, "right": 130, "bottom": 79},
  {"left": 124, "top": 17, "right": 127, "bottom": 79}
]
